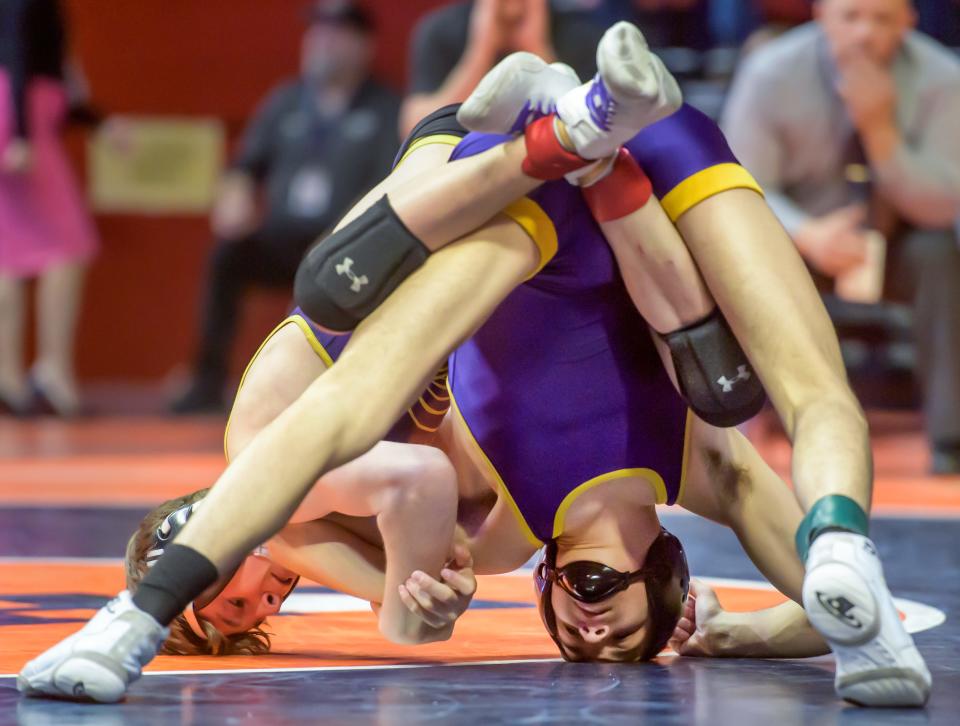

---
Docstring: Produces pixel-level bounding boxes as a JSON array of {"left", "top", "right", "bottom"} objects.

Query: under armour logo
[
  {"left": 586, "top": 76, "right": 615, "bottom": 131},
  {"left": 335, "top": 257, "right": 369, "bottom": 293},
  {"left": 816, "top": 592, "right": 863, "bottom": 629},
  {"left": 509, "top": 100, "right": 555, "bottom": 135},
  {"left": 73, "top": 682, "right": 86, "bottom": 696},
  {"left": 717, "top": 365, "right": 752, "bottom": 393}
]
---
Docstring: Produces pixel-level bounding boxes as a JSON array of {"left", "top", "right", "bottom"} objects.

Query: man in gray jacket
[{"left": 722, "top": 0, "right": 960, "bottom": 474}]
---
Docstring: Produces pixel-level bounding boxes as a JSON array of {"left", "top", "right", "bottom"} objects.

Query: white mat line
[
  {"left": 0, "top": 658, "right": 564, "bottom": 679},
  {"left": 0, "top": 557, "right": 123, "bottom": 565}
]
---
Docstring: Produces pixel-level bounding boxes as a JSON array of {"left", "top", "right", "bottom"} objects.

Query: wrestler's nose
[
  {"left": 257, "top": 591, "right": 283, "bottom": 619},
  {"left": 579, "top": 624, "right": 609, "bottom": 643}
]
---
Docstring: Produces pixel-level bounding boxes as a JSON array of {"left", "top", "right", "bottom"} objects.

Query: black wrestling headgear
[{"left": 534, "top": 527, "right": 690, "bottom": 661}]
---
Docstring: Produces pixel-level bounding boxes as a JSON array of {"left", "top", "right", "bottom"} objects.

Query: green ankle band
[{"left": 795, "top": 494, "right": 869, "bottom": 562}]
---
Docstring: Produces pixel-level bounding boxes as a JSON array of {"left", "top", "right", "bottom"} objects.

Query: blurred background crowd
[{"left": 0, "top": 0, "right": 958, "bottom": 473}]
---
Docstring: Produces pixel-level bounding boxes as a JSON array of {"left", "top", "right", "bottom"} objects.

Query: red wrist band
[
  {"left": 581, "top": 149, "right": 653, "bottom": 222},
  {"left": 521, "top": 115, "right": 589, "bottom": 180}
]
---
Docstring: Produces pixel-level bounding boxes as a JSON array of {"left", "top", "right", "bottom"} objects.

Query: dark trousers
[
  {"left": 191, "top": 230, "right": 314, "bottom": 388},
  {"left": 883, "top": 227, "right": 960, "bottom": 447}
]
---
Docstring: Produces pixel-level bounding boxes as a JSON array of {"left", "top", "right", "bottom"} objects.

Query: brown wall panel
[{"left": 57, "top": 0, "right": 449, "bottom": 380}]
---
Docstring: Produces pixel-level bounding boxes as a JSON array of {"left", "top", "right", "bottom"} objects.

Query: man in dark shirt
[
  {"left": 171, "top": 0, "right": 399, "bottom": 414},
  {"left": 400, "top": 0, "right": 602, "bottom": 134}
]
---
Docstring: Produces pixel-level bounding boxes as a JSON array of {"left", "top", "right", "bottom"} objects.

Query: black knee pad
[
  {"left": 660, "top": 309, "right": 766, "bottom": 427},
  {"left": 294, "top": 195, "right": 429, "bottom": 333}
]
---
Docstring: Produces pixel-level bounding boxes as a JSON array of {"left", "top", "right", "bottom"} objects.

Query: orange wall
[{"left": 59, "top": 0, "right": 448, "bottom": 380}]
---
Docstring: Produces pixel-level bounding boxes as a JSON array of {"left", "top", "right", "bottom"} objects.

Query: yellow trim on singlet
[
  {"left": 551, "top": 468, "right": 669, "bottom": 540},
  {"left": 660, "top": 163, "right": 764, "bottom": 222},
  {"left": 427, "top": 384, "right": 450, "bottom": 401},
  {"left": 222, "top": 315, "right": 335, "bottom": 462},
  {"left": 394, "top": 133, "right": 464, "bottom": 169},
  {"left": 408, "top": 407, "right": 443, "bottom": 433},
  {"left": 418, "top": 395, "right": 447, "bottom": 416},
  {"left": 673, "top": 410, "right": 696, "bottom": 507},
  {"left": 448, "top": 387, "right": 544, "bottom": 548},
  {"left": 396, "top": 131, "right": 558, "bottom": 279},
  {"left": 286, "top": 315, "right": 336, "bottom": 368},
  {"left": 500, "top": 197, "right": 559, "bottom": 279},
  {"left": 448, "top": 385, "right": 677, "bottom": 545}
]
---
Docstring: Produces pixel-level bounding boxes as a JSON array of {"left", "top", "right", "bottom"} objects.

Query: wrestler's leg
[
  {"left": 582, "top": 164, "right": 763, "bottom": 427},
  {"left": 594, "top": 188, "right": 713, "bottom": 334},
  {"left": 294, "top": 133, "right": 568, "bottom": 332},
  {"left": 375, "top": 33, "right": 676, "bottom": 254},
  {"left": 381, "top": 139, "right": 542, "bottom": 251},
  {"left": 298, "top": 40, "right": 680, "bottom": 335},
  {"left": 677, "top": 189, "right": 930, "bottom": 706},
  {"left": 182, "top": 213, "right": 537, "bottom": 572},
  {"left": 678, "top": 417, "right": 805, "bottom": 603},
  {"left": 677, "top": 190, "right": 869, "bottom": 515}
]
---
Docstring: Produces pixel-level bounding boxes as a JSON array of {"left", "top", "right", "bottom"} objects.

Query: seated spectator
[
  {"left": 171, "top": 0, "right": 399, "bottom": 414},
  {"left": 400, "top": 0, "right": 603, "bottom": 135},
  {"left": 722, "top": 0, "right": 960, "bottom": 474}
]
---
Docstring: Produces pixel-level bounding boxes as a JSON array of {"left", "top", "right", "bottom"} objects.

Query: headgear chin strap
[
  {"left": 534, "top": 527, "right": 690, "bottom": 661},
  {"left": 145, "top": 500, "right": 205, "bottom": 568}
]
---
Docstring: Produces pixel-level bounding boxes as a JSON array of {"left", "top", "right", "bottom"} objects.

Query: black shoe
[
  {"left": 169, "top": 381, "right": 225, "bottom": 415},
  {"left": 931, "top": 444, "right": 960, "bottom": 476}
]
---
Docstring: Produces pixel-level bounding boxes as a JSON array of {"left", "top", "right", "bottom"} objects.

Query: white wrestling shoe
[
  {"left": 556, "top": 21, "right": 682, "bottom": 159},
  {"left": 18, "top": 590, "right": 168, "bottom": 703},
  {"left": 457, "top": 52, "right": 580, "bottom": 134},
  {"left": 802, "top": 532, "right": 931, "bottom": 707}
]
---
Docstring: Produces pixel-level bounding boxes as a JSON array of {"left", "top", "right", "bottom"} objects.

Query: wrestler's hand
[
  {"left": 667, "top": 579, "right": 727, "bottom": 657},
  {"left": 398, "top": 544, "right": 477, "bottom": 630}
]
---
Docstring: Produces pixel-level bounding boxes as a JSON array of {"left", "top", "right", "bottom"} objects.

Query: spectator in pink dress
[{"left": 0, "top": 0, "right": 98, "bottom": 416}]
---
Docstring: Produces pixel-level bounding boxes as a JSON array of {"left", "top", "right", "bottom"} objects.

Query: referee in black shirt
[{"left": 172, "top": 0, "right": 399, "bottom": 414}]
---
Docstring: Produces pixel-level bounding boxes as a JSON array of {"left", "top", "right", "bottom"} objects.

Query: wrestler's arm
[
  {"left": 337, "top": 136, "right": 541, "bottom": 251},
  {"left": 678, "top": 420, "right": 829, "bottom": 658},
  {"left": 269, "top": 517, "right": 386, "bottom": 605},
  {"left": 285, "top": 443, "right": 460, "bottom": 645},
  {"left": 465, "top": 497, "right": 539, "bottom": 575},
  {"left": 676, "top": 189, "right": 871, "bottom": 513},
  {"left": 598, "top": 195, "right": 714, "bottom": 333},
  {"left": 676, "top": 588, "right": 830, "bottom": 659},
  {"left": 226, "top": 313, "right": 463, "bottom": 644}
]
